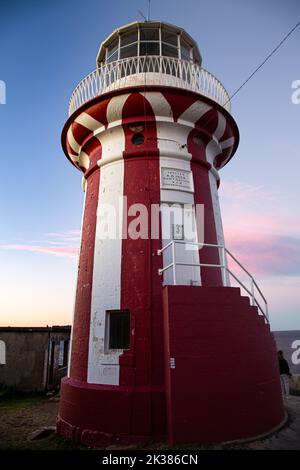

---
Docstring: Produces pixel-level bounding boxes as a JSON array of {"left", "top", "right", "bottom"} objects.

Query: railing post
[
  {"left": 221, "top": 246, "right": 227, "bottom": 287},
  {"left": 171, "top": 240, "right": 177, "bottom": 286},
  {"left": 265, "top": 302, "right": 269, "bottom": 321},
  {"left": 251, "top": 277, "right": 255, "bottom": 306}
]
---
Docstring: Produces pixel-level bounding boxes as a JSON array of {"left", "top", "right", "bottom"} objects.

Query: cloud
[
  {"left": 46, "top": 230, "right": 80, "bottom": 237},
  {"left": 1, "top": 244, "right": 78, "bottom": 258},
  {"left": 219, "top": 179, "right": 279, "bottom": 203},
  {"left": 220, "top": 178, "right": 300, "bottom": 277},
  {"left": 225, "top": 232, "right": 300, "bottom": 276},
  {"left": 1, "top": 229, "right": 80, "bottom": 259},
  {"left": 44, "top": 230, "right": 81, "bottom": 242}
]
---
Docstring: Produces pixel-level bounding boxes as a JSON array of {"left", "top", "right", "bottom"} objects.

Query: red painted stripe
[
  {"left": 195, "top": 108, "right": 219, "bottom": 136},
  {"left": 119, "top": 93, "right": 165, "bottom": 437},
  {"left": 161, "top": 91, "right": 198, "bottom": 121},
  {"left": 187, "top": 128, "right": 211, "bottom": 165},
  {"left": 220, "top": 118, "right": 234, "bottom": 142},
  {"left": 72, "top": 121, "right": 92, "bottom": 147},
  {"left": 86, "top": 99, "right": 110, "bottom": 128},
  {"left": 187, "top": 125, "right": 223, "bottom": 286},
  {"left": 122, "top": 94, "right": 158, "bottom": 159},
  {"left": 191, "top": 161, "right": 223, "bottom": 286},
  {"left": 69, "top": 148, "right": 101, "bottom": 381},
  {"left": 214, "top": 146, "right": 233, "bottom": 169},
  {"left": 66, "top": 139, "right": 78, "bottom": 158},
  {"left": 120, "top": 92, "right": 160, "bottom": 386},
  {"left": 82, "top": 136, "right": 102, "bottom": 169}
]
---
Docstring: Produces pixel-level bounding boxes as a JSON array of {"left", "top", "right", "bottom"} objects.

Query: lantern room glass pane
[
  {"left": 107, "top": 50, "right": 118, "bottom": 63},
  {"left": 107, "top": 38, "right": 118, "bottom": 57},
  {"left": 161, "top": 30, "right": 178, "bottom": 46},
  {"left": 120, "top": 43, "right": 138, "bottom": 59},
  {"left": 140, "top": 28, "right": 159, "bottom": 40},
  {"left": 140, "top": 42, "right": 160, "bottom": 56},
  {"left": 162, "top": 43, "right": 178, "bottom": 58},
  {"left": 181, "top": 46, "right": 191, "bottom": 61},
  {"left": 181, "top": 39, "right": 191, "bottom": 61},
  {"left": 121, "top": 30, "right": 138, "bottom": 46}
]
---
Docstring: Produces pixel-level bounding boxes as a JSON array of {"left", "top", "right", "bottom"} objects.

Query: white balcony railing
[
  {"left": 157, "top": 240, "right": 269, "bottom": 323},
  {"left": 68, "top": 56, "right": 231, "bottom": 116}
]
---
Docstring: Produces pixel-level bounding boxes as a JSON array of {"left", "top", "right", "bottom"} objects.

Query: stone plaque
[{"left": 161, "top": 168, "right": 192, "bottom": 191}]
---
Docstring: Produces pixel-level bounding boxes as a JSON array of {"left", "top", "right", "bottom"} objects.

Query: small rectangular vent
[{"left": 170, "top": 357, "right": 176, "bottom": 369}]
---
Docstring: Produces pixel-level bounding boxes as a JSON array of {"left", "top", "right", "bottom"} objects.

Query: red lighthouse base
[{"left": 58, "top": 286, "right": 284, "bottom": 447}]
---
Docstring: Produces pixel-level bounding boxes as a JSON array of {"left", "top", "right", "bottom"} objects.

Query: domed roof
[{"left": 96, "top": 20, "right": 202, "bottom": 67}]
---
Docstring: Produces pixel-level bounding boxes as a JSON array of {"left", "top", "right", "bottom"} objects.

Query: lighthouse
[{"left": 58, "top": 21, "right": 284, "bottom": 446}]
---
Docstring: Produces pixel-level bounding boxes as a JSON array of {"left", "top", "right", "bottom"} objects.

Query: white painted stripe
[
  {"left": 67, "top": 127, "right": 81, "bottom": 154},
  {"left": 96, "top": 125, "right": 127, "bottom": 166},
  {"left": 208, "top": 170, "right": 229, "bottom": 286},
  {"left": 177, "top": 100, "right": 211, "bottom": 126},
  {"left": 214, "top": 112, "right": 227, "bottom": 141},
  {"left": 87, "top": 160, "right": 124, "bottom": 385},
  {"left": 205, "top": 139, "right": 222, "bottom": 164},
  {"left": 205, "top": 124, "right": 234, "bottom": 168},
  {"left": 75, "top": 112, "right": 103, "bottom": 131},
  {"left": 78, "top": 151, "right": 90, "bottom": 170},
  {"left": 220, "top": 136, "right": 234, "bottom": 150},
  {"left": 107, "top": 119, "right": 122, "bottom": 129},
  {"left": 156, "top": 121, "right": 192, "bottom": 160},
  {"left": 87, "top": 94, "right": 128, "bottom": 386},
  {"left": 106, "top": 93, "right": 130, "bottom": 124},
  {"left": 140, "top": 91, "right": 174, "bottom": 122},
  {"left": 157, "top": 119, "right": 201, "bottom": 286},
  {"left": 160, "top": 189, "right": 194, "bottom": 204},
  {"left": 68, "top": 151, "right": 79, "bottom": 158}
]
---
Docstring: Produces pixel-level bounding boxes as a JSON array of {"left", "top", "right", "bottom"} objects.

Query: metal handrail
[
  {"left": 225, "top": 247, "right": 268, "bottom": 315},
  {"left": 68, "top": 56, "right": 231, "bottom": 116},
  {"left": 157, "top": 241, "right": 269, "bottom": 322}
]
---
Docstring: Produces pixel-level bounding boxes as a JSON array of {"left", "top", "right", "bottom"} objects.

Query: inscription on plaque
[{"left": 161, "top": 168, "right": 192, "bottom": 191}]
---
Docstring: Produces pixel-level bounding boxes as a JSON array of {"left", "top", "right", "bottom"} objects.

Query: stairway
[{"left": 162, "top": 285, "right": 285, "bottom": 445}]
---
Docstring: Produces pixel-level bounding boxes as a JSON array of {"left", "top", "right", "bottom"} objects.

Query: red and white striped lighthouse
[{"left": 58, "top": 21, "right": 284, "bottom": 446}]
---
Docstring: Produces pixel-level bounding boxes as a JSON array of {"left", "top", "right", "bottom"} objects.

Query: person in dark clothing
[{"left": 278, "top": 350, "right": 291, "bottom": 398}]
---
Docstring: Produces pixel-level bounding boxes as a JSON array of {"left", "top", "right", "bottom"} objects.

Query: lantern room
[{"left": 96, "top": 21, "right": 202, "bottom": 66}]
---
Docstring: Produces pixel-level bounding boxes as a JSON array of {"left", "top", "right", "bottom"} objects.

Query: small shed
[{"left": 0, "top": 326, "right": 71, "bottom": 392}]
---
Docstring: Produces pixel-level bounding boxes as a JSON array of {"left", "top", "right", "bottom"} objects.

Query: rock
[
  {"left": 48, "top": 395, "right": 60, "bottom": 402},
  {"left": 28, "top": 426, "right": 56, "bottom": 441}
]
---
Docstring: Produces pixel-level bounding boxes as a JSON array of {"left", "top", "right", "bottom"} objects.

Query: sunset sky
[{"left": 0, "top": 0, "right": 299, "bottom": 330}]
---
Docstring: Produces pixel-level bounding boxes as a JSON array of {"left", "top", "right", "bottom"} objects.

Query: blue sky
[{"left": 0, "top": 0, "right": 299, "bottom": 329}]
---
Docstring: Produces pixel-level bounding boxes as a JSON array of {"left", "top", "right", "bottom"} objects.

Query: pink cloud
[
  {"left": 219, "top": 179, "right": 300, "bottom": 277},
  {"left": 219, "top": 179, "right": 279, "bottom": 203},
  {"left": 222, "top": 210, "right": 300, "bottom": 239},
  {"left": 1, "top": 244, "right": 78, "bottom": 258},
  {"left": 225, "top": 230, "right": 300, "bottom": 276},
  {"left": 45, "top": 230, "right": 80, "bottom": 242},
  {"left": 0, "top": 229, "right": 81, "bottom": 259}
]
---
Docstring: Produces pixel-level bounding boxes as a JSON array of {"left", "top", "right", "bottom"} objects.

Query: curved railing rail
[
  {"left": 157, "top": 240, "right": 269, "bottom": 323},
  {"left": 68, "top": 56, "right": 231, "bottom": 116}
]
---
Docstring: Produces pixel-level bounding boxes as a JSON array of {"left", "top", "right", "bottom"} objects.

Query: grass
[
  {"left": 0, "top": 390, "right": 60, "bottom": 450},
  {"left": 0, "top": 391, "right": 46, "bottom": 411}
]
